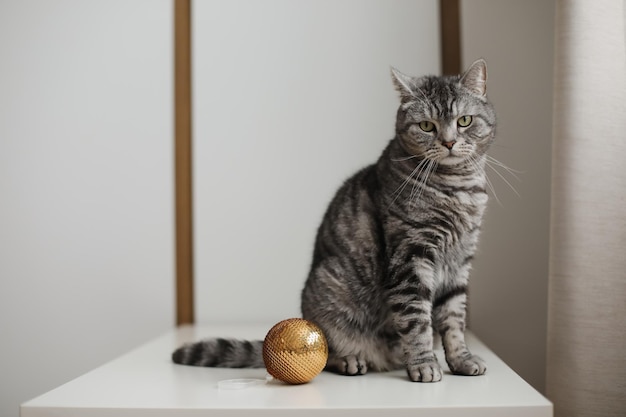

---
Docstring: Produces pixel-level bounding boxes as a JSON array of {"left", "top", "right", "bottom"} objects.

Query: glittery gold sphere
[{"left": 262, "top": 318, "right": 328, "bottom": 384}]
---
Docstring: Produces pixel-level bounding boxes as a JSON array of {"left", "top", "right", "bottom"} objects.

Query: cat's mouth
[{"left": 439, "top": 151, "right": 469, "bottom": 166}]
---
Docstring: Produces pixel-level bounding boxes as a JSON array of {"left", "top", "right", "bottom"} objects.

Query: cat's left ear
[
  {"left": 461, "top": 59, "right": 487, "bottom": 96},
  {"left": 390, "top": 67, "right": 416, "bottom": 101}
]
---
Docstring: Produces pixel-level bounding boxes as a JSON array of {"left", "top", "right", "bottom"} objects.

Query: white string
[{"left": 217, "top": 374, "right": 273, "bottom": 390}]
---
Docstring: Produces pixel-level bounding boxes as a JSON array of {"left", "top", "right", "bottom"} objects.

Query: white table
[{"left": 22, "top": 324, "right": 552, "bottom": 416}]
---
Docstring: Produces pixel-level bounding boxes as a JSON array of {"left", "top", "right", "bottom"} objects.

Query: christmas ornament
[{"left": 262, "top": 318, "right": 328, "bottom": 384}]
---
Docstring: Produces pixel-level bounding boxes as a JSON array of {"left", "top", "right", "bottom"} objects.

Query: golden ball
[{"left": 262, "top": 318, "right": 328, "bottom": 384}]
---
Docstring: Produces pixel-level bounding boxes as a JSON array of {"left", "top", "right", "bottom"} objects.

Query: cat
[{"left": 172, "top": 59, "right": 496, "bottom": 382}]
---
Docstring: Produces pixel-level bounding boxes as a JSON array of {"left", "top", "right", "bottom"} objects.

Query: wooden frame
[
  {"left": 172, "top": 0, "right": 463, "bottom": 325},
  {"left": 174, "top": 0, "right": 194, "bottom": 325},
  {"left": 440, "top": 0, "right": 462, "bottom": 75}
]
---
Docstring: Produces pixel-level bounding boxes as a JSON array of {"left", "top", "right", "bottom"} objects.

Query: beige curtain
[{"left": 547, "top": 1, "right": 626, "bottom": 416}]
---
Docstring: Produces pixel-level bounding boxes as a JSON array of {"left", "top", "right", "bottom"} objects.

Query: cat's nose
[{"left": 442, "top": 140, "right": 456, "bottom": 150}]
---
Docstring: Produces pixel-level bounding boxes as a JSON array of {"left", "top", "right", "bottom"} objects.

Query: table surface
[{"left": 22, "top": 324, "right": 552, "bottom": 417}]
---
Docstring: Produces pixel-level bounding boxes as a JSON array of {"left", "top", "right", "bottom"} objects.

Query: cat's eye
[
  {"left": 457, "top": 115, "right": 473, "bottom": 128},
  {"left": 418, "top": 121, "right": 436, "bottom": 132}
]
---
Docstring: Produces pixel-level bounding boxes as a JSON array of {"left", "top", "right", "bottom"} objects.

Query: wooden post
[
  {"left": 174, "top": 0, "right": 194, "bottom": 325},
  {"left": 440, "top": 0, "right": 462, "bottom": 75}
]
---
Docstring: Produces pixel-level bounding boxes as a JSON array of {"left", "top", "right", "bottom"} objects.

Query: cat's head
[{"left": 391, "top": 59, "right": 496, "bottom": 166}]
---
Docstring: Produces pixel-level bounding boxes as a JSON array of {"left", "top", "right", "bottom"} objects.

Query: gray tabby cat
[{"left": 172, "top": 59, "right": 496, "bottom": 382}]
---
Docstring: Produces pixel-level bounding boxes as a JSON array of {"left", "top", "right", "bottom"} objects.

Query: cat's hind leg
[
  {"left": 316, "top": 321, "right": 378, "bottom": 376},
  {"left": 302, "top": 258, "right": 380, "bottom": 377}
]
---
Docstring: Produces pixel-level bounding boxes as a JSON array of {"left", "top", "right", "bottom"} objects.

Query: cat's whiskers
[
  {"left": 388, "top": 158, "right": 429, "bottom": 209},
  {"left": 418, "top": 160, "right": 438, "bottom": 206},
  {"left": 485, "top": 155, "right": 523, "bottom": 182},
  {"left": 408, "top": 158, "right": 429, "bottom": 205},
  {"left": 484, "top": 156, "right": 521, "bottom": 198},
  {"left": 410, "top": 158, "right": 437, "bottom": 207},
  {"left": 468, "top": 154, "right": 502, "bottom": 206},
  {"left": 391, "top": 154, "right": 419, "bottom": 162},
  {"left": 408, "top": 155, "right": 431, "bottom": 197}
]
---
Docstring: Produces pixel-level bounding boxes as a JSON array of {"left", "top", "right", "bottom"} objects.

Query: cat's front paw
[
  {"left": 447, "top": 354, "right": 487, "bottom": 376},
  {"left": 327, "top": 355, "right": 368, "bottom": 376},
  {"left": 407, "top": 357, "right": 443, "bottom": 382}
]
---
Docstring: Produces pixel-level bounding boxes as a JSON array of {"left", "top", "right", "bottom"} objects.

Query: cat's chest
[
  {"left": 446, "top": 190, "right": 488, "bottom": 223},
  {"left": 419, "top": 187, "right": 488, "bottom": 227},
  {"left": 393, "top": 189, "right": 487, "bottom": 256},
  {"left": 433, "top": 173, "right": 488, "bottom": 208}
]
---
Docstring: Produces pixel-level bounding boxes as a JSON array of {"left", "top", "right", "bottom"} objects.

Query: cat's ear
[
  {"left": 461, "top": 59, "right": 487, "bottom": 96},
  {"left": 390, "top": 67, "right": 416, "bottom": 101}
]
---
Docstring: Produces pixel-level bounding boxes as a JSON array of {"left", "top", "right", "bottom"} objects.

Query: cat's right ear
[
  {"left": 390, "top": 67, "right": 416, "bottom": 102},
  {"left": 460, "top": 59, "right": 488, "bottom": 96}
]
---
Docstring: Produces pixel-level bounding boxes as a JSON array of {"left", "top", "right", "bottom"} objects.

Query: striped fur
[
  {"left": 173, "top": 338, "right": 264, "bottom": 368},
  {"left": 173, "top": 60, "right": 496, "bottom": 382}
]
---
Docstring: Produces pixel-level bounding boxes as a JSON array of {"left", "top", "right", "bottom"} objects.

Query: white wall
[
  {"left": 0, "top": 2, "right": 174, "bottom": 416},
  {"left": 193, "top": 0, "right": 440, "bottom": 324},
  {"left": 461, "top": 0, "right": 555, "bottom": 392}
]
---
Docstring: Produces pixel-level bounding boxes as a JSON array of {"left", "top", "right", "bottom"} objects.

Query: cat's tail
[{"left": 172, "top": 338, "right": 265, "bottom": 368}]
